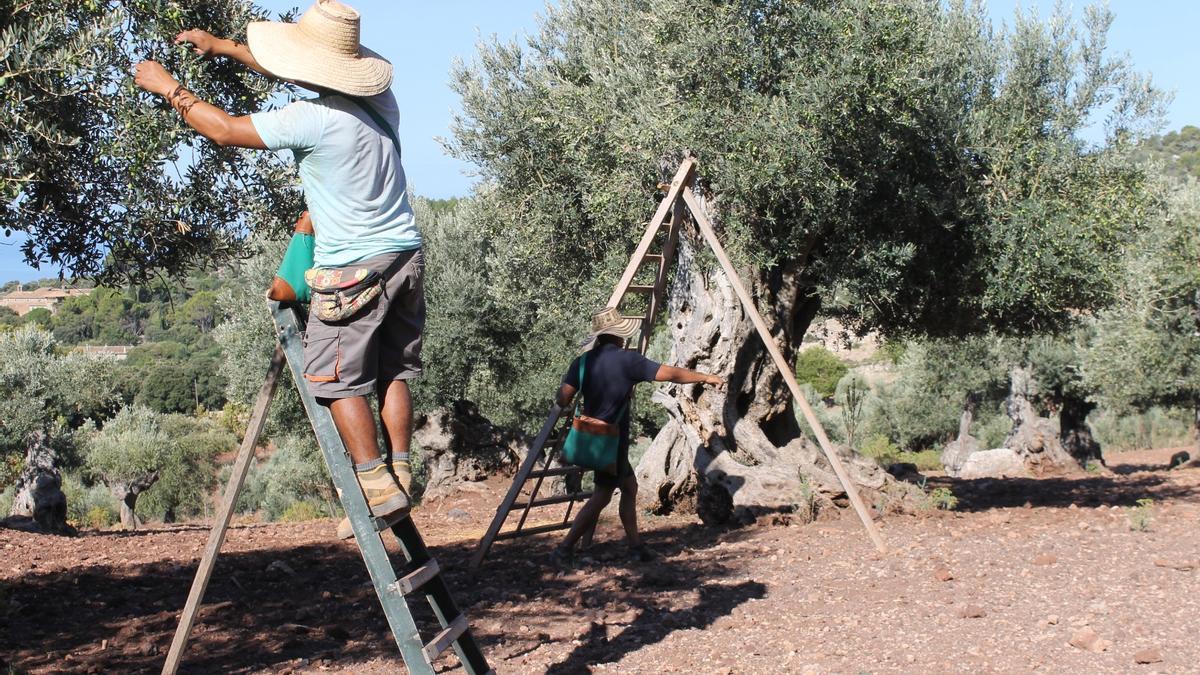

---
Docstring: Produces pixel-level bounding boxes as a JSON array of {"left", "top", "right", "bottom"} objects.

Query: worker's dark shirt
[{"left": 562, "top": 342, "right": 660, "bottom": 445}]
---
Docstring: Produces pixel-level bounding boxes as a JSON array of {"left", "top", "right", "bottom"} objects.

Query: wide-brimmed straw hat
[
  {"left": 246, "top": 0, "right": 392, "bottom": 97},
  {"left": 578, "top": 307, "right": 641, "bottom": 353}
]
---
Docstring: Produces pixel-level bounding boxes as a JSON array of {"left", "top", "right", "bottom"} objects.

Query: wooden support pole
[
  {"left": 162, "top": 345, "right": 286, "bottom": 674},
  {"left": 682, "top": 188, "right": 887, "bottom": 554}
]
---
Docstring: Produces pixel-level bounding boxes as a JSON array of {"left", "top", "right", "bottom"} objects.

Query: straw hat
[
  {"left": 579, "top": 307, "right": 641, "bottom": 352},
  {"left": 246, "top": 0, "right": 392, "bottom": 97}
]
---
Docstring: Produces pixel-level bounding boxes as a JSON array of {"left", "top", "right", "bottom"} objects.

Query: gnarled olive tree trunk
[
  {"left": 636, "top": 230, "right": 894, "bottom": 525},
  {"left": 8, "top": 431, "right": 73, "bottom": 534},
  {"left": 111, "top": 471, "right": 160, "bottom": 530}
]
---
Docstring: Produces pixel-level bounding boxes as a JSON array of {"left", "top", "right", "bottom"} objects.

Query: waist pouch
[
  {"left": 305, "top": 265, "right": 383, "bottom": 322},
  {"left": 560, "top": 354, "right": 626, "bottom": 475}
]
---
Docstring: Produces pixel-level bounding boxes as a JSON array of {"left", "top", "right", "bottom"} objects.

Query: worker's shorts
[{"left": 302, "top": 248, "right": 425, "bottom": 399}]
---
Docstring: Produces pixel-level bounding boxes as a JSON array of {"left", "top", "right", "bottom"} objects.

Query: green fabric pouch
[
  {"left": 561, "top": 356, "right": 625, "bottom": 474},
  {"left": 267, "top": 211, "right": 315, "bottom": 304},
  {"left": 276, "top": 231, "right": 315, "bottom": 302}
]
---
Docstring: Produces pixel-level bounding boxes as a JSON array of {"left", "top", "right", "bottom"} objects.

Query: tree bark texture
[
  {"left": 7, "top": 431, "right": 73, "bottom": 534},
  {"left": 413, "top": 400, "right": 528, "bottom": 499},
  {"left": 113, "top": 470, "right": 159, "bottom": 530},
  {"left": 940, "top": 395, "right": 981, "bottom": 476},
  {"left": 636, "top": 231, "right": 899, "bottom": 524},
  {"left": 1003, "top": 367, "right": 1079, "bottom": 476}
]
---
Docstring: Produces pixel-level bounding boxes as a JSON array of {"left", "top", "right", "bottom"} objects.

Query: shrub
[
  {"left": 857, "top": 434, "right": 941, "bottom": 471},
  {"left": 1127, "top": 498, "right": 1155, "bottom": 531},
  {"left": 61, "top": 473, "right": 119, "bottom": 529},
  {"left": 1090, "top": 407, "right": 1193, "bottom": 452},
  {"left": 0, "top": 485, "right": 14, "bottom": 518},
  {"left": 924, "top": 486, "right": 959, "bottom": 511},
  {"left": 239, "top": 435, "right": 336, "bottom": 521},
  {"left": 794, "top": 347, "right": 849, "bottom": 400},
  {"left": 279, "top": 500, "right": 324, "bottom": 523},
  {"left": 972, "top": 408, "right": 1013, "bottom": 450}
]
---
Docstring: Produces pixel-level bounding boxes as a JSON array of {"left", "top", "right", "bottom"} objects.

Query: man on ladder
[
  {"left": 134, "top": 0, "right": 419, "bottom": 530},
  {"left": 550, "top": 307, "right": 724, "bottom": 566}
]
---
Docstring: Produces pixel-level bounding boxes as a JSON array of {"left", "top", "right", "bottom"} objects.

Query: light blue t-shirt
[{"left": 251, "top": 91, "right": 421, "bottom": 267}]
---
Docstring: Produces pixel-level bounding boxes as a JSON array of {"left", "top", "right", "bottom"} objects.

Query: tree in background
[
  {"left": 449, "top": 0, "right": 1165, "bottom": 519},
  {"left": 137, "top": 414, "right": 234, "bottom": 522},
  {"left": 0, "top": 326, "right": 121, "bottom": 484},
  {"left": 82, "top": 406, "right": 167, "bottom": 529},
  {"left": 0, "top": 0, "right": 302, "bottom": 284},
  {"left": 795, "top": 347, "right": 850, "bottom": 401},
  {"left": 1083, "top": 181, "right": 1200, "bottom": 447}
]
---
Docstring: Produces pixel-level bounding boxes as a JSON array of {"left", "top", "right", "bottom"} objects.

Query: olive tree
[
  {"left": 1083, "top": 181, "right": 1200, "bottom": 445},
  {"left": 0, "top": 0, "right": 302, "bottom": 284},
  {"left": 82, "top": 405, "right": 168, "bottom": 529},
  {"left": 449, "top": 0, "right": 1165, "bottom": 519}
]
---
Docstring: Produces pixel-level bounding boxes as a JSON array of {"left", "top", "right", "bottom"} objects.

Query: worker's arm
[
  {"left": 655, "top": 364, "right": 724, "bottom": 387},
  {"left": 556, "top": 383, "right": 578, "bottom": 408},
  {"left": 133, "top": 60, "right": 267, "bottom": 149},
  {"left": 175, "top": 29, "right": 273, "bottom": 77}
]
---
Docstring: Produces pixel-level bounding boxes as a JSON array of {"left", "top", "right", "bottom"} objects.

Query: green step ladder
[{"left": 162, "top": 302, "right": 492, "bottom": 675}]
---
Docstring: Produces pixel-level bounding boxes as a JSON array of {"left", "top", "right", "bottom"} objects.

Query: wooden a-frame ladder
[
  {"left": 469, "top": 159, "right": 887, "bottom": 572},
  {"left": 162, "top": 304, "right": 492, "bottom": 675}
]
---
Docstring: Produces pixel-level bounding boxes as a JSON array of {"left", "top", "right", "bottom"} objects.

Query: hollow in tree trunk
[
  {"left": 1058, "top": 396, "right": 1101, "bottom": 466},
  {"left": 636, "top": 230, "right": 899, "bottom": 525}
]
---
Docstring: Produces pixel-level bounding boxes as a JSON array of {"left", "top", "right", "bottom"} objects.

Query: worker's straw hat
[
  {"left": 246, "top": 0, "right": 392, "bottom": 97},
  {"left": 579, "top": 307, "right": 641, "bottom": 352}
]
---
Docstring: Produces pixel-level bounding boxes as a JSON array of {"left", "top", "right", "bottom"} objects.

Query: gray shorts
[{"left": 302, "top": 248, "right": 425, "bottom": 399}]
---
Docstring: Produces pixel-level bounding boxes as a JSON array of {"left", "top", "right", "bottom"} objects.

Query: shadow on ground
[
  {"left": 0, "top": 519, "right": 762, "bottom": 673},
  {"left": 927, "top": 466, "right": 1200, "bottom": 512}
]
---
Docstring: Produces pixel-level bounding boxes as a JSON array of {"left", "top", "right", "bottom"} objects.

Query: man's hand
[
  {"left": 704, "top": 374, "right": 726, "bottom": 389},
  {"left": 176, "top": 29, "right": 222, "bottom": 58},
  {"left": 133, "top": 60, "right": 179, "bottom": 97}
]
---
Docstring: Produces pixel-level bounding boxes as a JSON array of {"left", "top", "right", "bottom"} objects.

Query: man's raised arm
[
  {"left": 133, "top": 60, "right": 266, "bottom": 149},
  {"left": 176, "top": 29, "right": 273, "bottom": 77}
]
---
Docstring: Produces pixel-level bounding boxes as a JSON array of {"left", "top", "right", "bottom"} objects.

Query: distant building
[
  {"left": 73, "top": 345, "right": 134, "bottom": 360},
  {"left": 0, "top": 288, "right": 90, "bottom": 316}
]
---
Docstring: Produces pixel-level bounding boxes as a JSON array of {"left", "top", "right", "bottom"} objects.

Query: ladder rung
[
  {"left": 642, "top": 253, "right": 664, "bottom": 262},
  {"left": 423, "top": 614, "right": 470, "bottom": 663},
  {"left": 373, "top": 510, "right": 411, "bottom": 533},
  {"left": 495, "top": 520, "right": 572, "bottom": 541},
  {"left": 625, "top": 284, "right": 655, "bottom": 294},
  {"left": 511, "top": 492, "right": 591, "bottom": 511},
  {"left": 390, "top": 559, "right": 440, "bottom": 596},
  {"left": 528, "top": 466, "right": 584, "bottom": 478}
]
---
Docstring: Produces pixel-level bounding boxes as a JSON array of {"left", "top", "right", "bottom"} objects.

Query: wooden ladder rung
[
  {"left": 625, "top": 284, "right": 655, "bottom": 294},
  {"left": 373, "top": 510, "right": 411, "bottom": 533},
  {"left": 528, "top": 466, "right": 583, "bottom": 478},
  {"left": 511, "top": 492, "right": 591, "bottom": 511},
  {"left": 390, "top": 559, "right": 440, "bottom": 596},
  {"left": 495, "top": 520, "right": 572, "bottom": 541},
  {"left": 423, "top": 614, "right": 470, "bottom": 663}
]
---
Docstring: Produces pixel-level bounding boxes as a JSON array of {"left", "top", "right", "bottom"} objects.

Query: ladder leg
[
  {"left": 390, "top": 518, "right": 491, "bottom": 674},
  {"left": 162, "top": 345, "right": 286, "bottom": 675},
  {"left": 469, "top": 403, "right": 565, "bottom": 571},
  {"left": 271, "top": 303, "right": 471, "bottom": 674}
]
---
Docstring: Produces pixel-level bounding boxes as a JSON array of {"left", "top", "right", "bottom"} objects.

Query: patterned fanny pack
[{"left": 305, "top": 265, "right": 384, "bottom": 322}]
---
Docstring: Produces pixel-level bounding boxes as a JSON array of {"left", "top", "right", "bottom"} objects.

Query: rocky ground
[{"left": 1, "top": 447, "right": 1198, "bottom": 674}]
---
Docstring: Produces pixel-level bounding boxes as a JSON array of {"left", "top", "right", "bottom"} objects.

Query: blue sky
[{"left": 2, "top": 0, "right": 1197, "bottom": 283}]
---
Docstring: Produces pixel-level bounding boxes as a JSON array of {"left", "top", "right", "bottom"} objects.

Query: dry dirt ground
[{"left": 2, "top": 447, "right": 1198, "bottom": 674}]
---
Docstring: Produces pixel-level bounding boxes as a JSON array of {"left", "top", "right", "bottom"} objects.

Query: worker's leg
[
  {"left": 378, "top": 248, "right": 425, "bottom": 494},
  {"left": 328, "top": 395, "right": 382, "bottom": 465},
  {"left": 377, "top": 378, "right": 414, "bottom": 494},
  {"left": 616, "top": 474, "right": 642, "bottom": 547},
  {"left": 306, "top": 251, "right": 418, "bottom": 523},
  {"left": 558, "top": 484, "right": 616, "bottom": 553}
]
